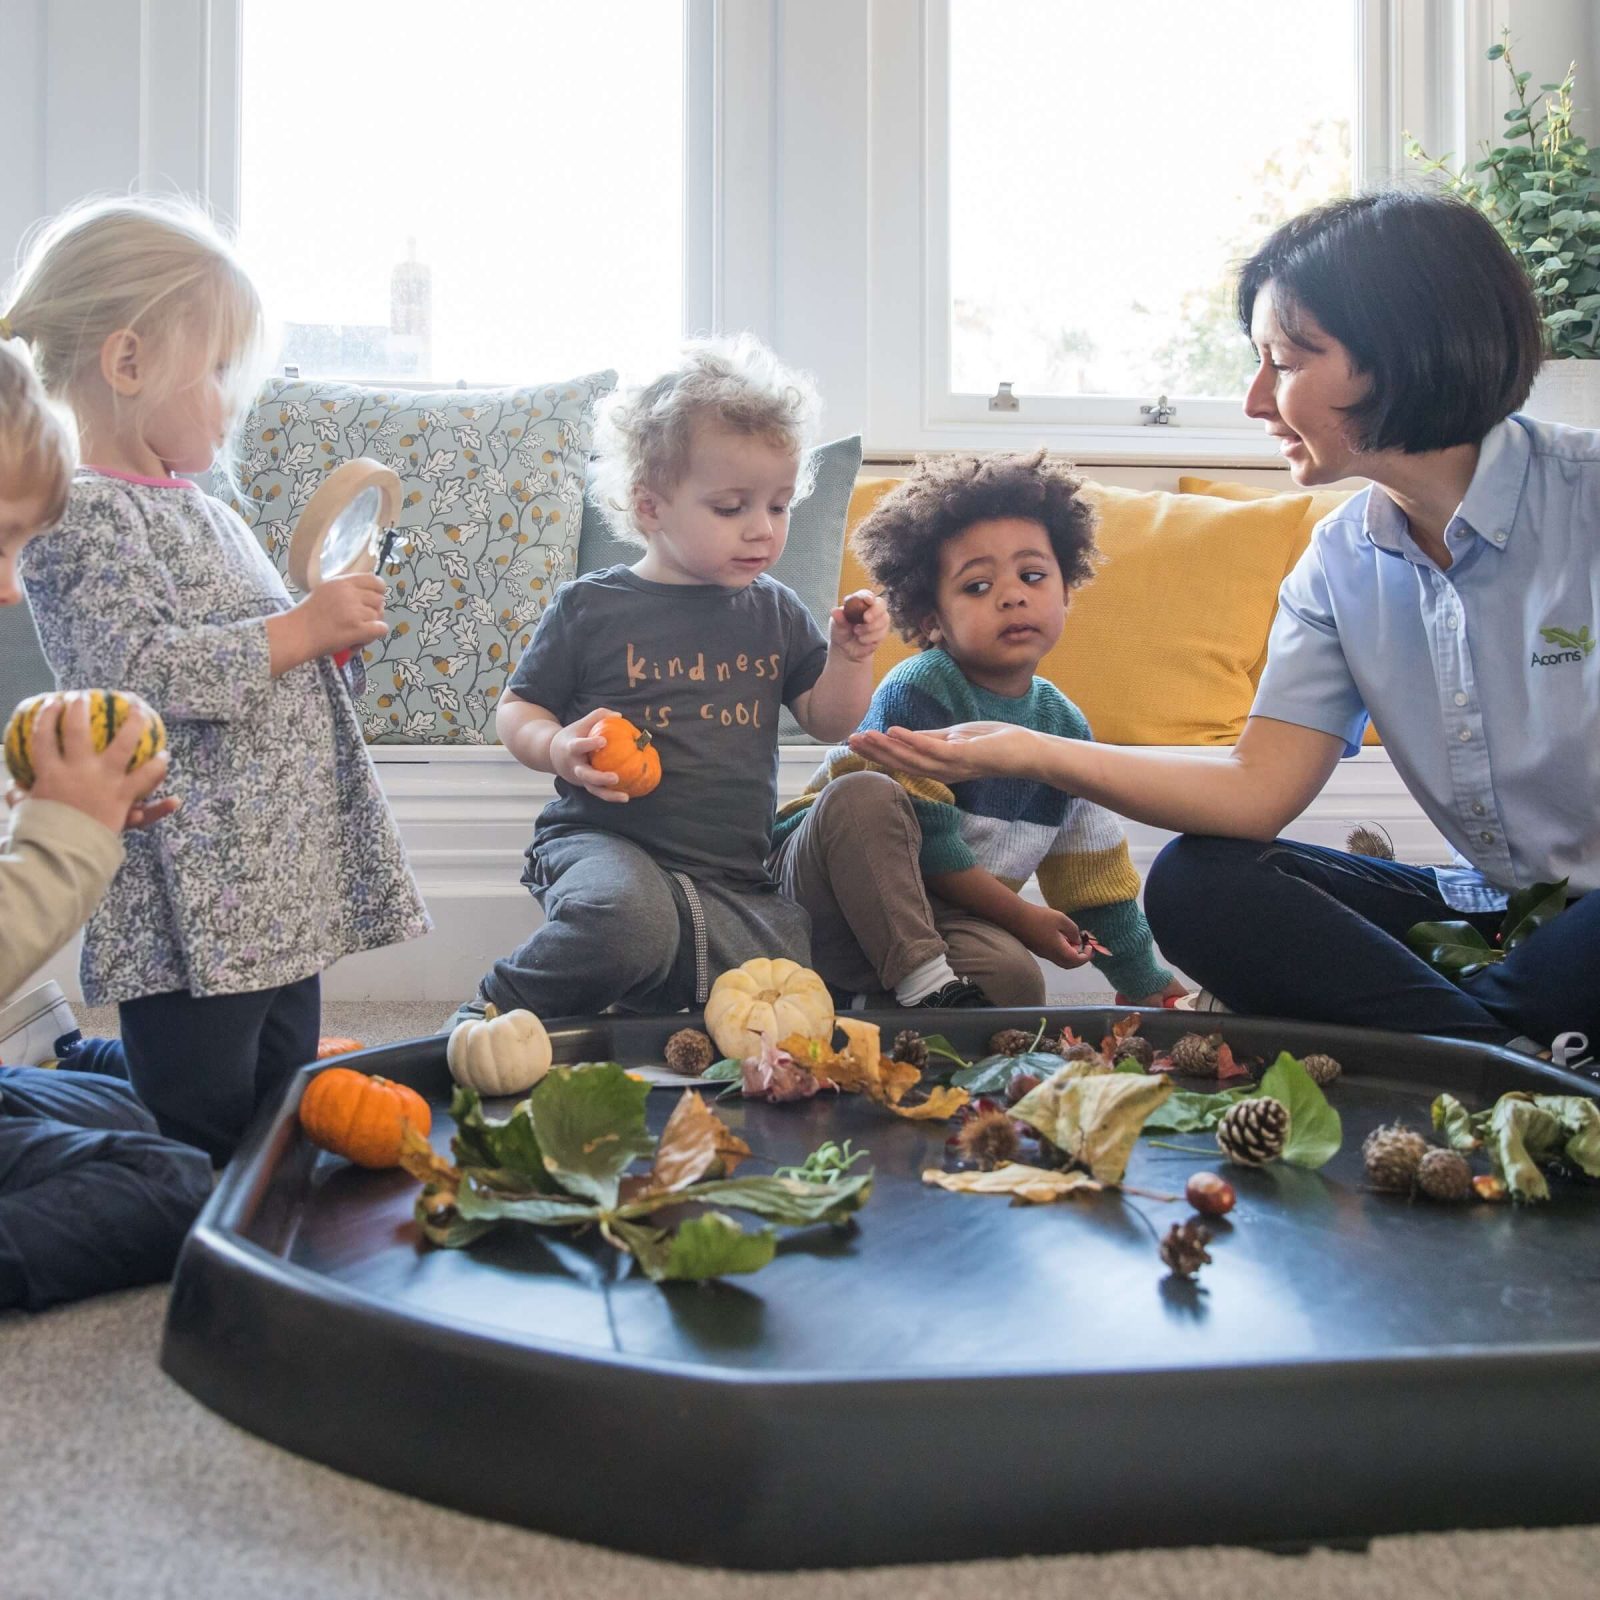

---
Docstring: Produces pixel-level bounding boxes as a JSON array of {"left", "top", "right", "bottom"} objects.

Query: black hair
[{"left": 1236, "top": 189, "right": 1544, "bottom": 453}]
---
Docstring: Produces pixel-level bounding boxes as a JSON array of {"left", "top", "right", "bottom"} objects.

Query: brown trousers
[{"left": 769, "top": 770, "right": 1045, "bottom": 1006}]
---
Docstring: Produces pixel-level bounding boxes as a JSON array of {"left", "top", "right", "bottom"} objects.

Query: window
[
  {"left": 237, "top": 0, "right": 689, "bottom": 383},
  {"left": 911, "top": 0, "right": 1368, "bottom": 443}
]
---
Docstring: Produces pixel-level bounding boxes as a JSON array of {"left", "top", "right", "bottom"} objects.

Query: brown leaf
[
  {"left": 1214, "top": 1042, "right": 1251, "bottom": 1082},
  {"left": 889, "top": 1085, "right": 971, "bottom": 1120},
  {"left": 1101, "top": 1012, "right": 1143, "bottom": 1057},
  {"left": 922, "top": 1163, "right": 1101, "bottom": 1203},
  {"left": 651, "top": 1092, "right": 753, "bottom": 1191}
]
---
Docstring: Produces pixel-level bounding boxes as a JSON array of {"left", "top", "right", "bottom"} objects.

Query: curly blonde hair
[
  {"left": 588, "top": 334, "right": 820, "bottom": 547},
  {"left": 3, "top": 196, "right": 265, "bottom": 431},
  {"left": 0, "top": 337, "right": 78, "bottom": 527}
]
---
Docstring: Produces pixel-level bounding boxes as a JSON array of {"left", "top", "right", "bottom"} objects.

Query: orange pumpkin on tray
[
  {"left": 298, "top": 1066, "right": 431, "bottom": 1169},
  {"left": 590, "top": 713, "right": 661, "bottom": 798}
]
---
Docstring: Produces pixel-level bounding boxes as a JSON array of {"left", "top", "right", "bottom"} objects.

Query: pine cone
[
  {"left": 1363, "top": 1123, "right": 1429, "bottom": 1192},
  {"left": 1216, "top": 1096, "right": 1290, "bottom": 1166},
  {"left": 1160, "top": 1218, "right": 1213, "bottom": 1279},
  {"left": 891, "top": 1028, "right": 928, "bottom": 1068},
  {"left": 988, "top": 1027, "right": 1037, "bottom": 1058},
  {"left": 1346, "top": 824, "right": 1395, "bottom": 860},
  {"left": 1113, "top": 1036, "right": 1154, "bottom": 1071},
  {"left": 664, "top": 1028, "right": 715, "bottom": 1076},
  {"left": 955, "top": 1108, "right": 1022, "bottom": 1169},
  {"left": 1170, "top": 1032, "right": 1221, "bottom": 1075},
  {"left": 1417, "top": 1147, "right": 1473, "bottom": 1203},
  {"left": 1302, "top": 1052, "right": 1341, "bottom": 1087}
]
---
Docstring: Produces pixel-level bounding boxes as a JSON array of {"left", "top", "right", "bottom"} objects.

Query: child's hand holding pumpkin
[
  {"left": 829, "top": 590, "right": 890, "bottom": 663},
  {"left": 550, "top": 705, "right": 634, "bottom": 804}
]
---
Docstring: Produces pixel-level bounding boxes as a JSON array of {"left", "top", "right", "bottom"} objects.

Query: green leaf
[
  {"left": 699, "top": 1056, "right": 742, "bottom": 1082},
  {"left": 1258, "top": 1053, "right": 1342, "bottom": 1170},
  {"left": 453, "top": 1174, "right": 604, "bottom": 1228},
  {"left": 1501, "top": 878, "right": 1569, "bottom": 949},
  {"left": 530, "top": 1064, "right": 655, "bottom": 1206},
  {"left": 1431, "top": 1093, "right": 1485, "bottom": 1152},
  {"left": 1487, "top": 42, "right": 1505, "bottom": 60},
  {"left": 1486, "top": 1095, "right": 1563, "bottom": 1201},
  {"left": 615, "top": 1213, "right": 778, "bottom": 1282},
  {"left": 448, "top": 1086, "right": 558, "bottom": 1191},
  {"left": 1530, "top": 1095, "right": 1600, "bottom": 1179},
  {"left": 651, "top": 1171, "right": 874, "bottom": 1227},
  {"left": 1142, "top": 1084, "right": 1258, "bottom": 1134},
  {"left": 1405, "top": 919, "right": 1501, "bottom": 980},
  {"left": 918, "top": 1033, "right": 970, "bottom": 1069},
  {"left": 953, "top": 1049, "right": 1067, "bottom": 1096}
]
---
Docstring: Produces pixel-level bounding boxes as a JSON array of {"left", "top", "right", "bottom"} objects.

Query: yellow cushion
[
  {"left": 838, "top": 477, "right": 1322, "bottom": 745},
  {"left": 1179, "top": 476, "right": 1380, "bottom": 745}
]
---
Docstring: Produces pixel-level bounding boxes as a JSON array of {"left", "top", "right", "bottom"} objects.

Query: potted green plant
[{"left": 1409, "top": 33, "right": 1600, "bottom": 426}]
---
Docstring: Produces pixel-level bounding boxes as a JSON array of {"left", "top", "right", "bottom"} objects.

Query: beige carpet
[{"left": 5, "top": 1002, "right": 1588, "bottom": 1598}]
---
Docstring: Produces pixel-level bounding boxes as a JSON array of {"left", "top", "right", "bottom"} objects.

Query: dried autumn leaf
[
  {"left": 889, "top": 1085, "right": 971, "bottom": 1120},
  {"left": 742, "top": 1035, "right": 824, "bottom": 1103},
  {"left": 1101, "top": 1013, "right": 1142, "bottom": 1056},
  {"left": 1013, "top": 1068, "right": 1173, "bottom": 1184},
  {"left": 649, "top": 1091, "right": 752, "bottom": 1192},
  {"left": 398, "top": 1123, "right": 458, "bottom": 1191},
  {"left": 1080, "top": 934, "right": 1114, "bottom": 956},
  {"left": 922, "top": 1163, "right": 1102, "bottom": 1203},
  {"left": 1214, "top": 1041, "right": 1252, "bottom": 1083}
]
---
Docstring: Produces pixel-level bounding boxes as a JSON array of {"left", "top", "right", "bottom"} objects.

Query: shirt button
[
  {"left": 1472, "top": 802, "right": 1487, "bottom": 817},
  {"left": 1458, "top": 728, "right": 1472, "bottom": 742},
  {"left": 1448, "top": 613, "right": 1461, "bottom": 629},
  {"left": 1492, "top": 531, "right": 1507, "bottom": 545},
  {"left": 1453, "top": 691, "right": 1468, "bottom": 706},
  {"left": 1480, "top": 831, "right": 1495, "bottom": 845}
]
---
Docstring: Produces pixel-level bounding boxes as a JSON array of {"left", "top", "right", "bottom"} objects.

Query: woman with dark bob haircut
[{"left": 854, "top": 188, "right": 1598, "bottom": 1057}]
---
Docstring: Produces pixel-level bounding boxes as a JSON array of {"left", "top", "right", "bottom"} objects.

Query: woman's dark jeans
[{"left": 1145, "top": 836, "right": 1599, "bottom": 1047}]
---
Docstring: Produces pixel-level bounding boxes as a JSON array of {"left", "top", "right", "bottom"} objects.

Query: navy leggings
[
  {"left": 1144, "top": 836, "right": 1599, "bottom": 1047},
  {"left": 118, "top": 975, "right": 321, "bottom": 1164}
]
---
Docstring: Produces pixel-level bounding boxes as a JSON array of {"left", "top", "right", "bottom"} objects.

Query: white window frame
[{"left": 865, "top": 0, "right": 1510, "bottom": 461}]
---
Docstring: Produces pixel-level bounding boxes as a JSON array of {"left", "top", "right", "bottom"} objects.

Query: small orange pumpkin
[
  {"left": 299, "top": 1066, "right": 432, "bottom": 1169},
  {"left": 316, "top": 1036, "right": 366, "bottom": 1059},
  {"left": 589, "top": 713, "right": 661, "bottom": 798}
]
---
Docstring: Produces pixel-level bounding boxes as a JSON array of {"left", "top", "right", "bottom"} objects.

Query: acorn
[
  {"left": 1302, "top": 1052, "right": 1342, "bottom": 1087},
  {"left": 1169, "top": 1032, "right": 1222, "bottom": 1075},
  {"left": 1113, "top": 1036, "right": 1155, "bottom": 1071},
  {"left": 1185, "top": 1171, "right": 1237, "bottom": 1216},
  {"left": 954, "top": 1107, "right": 1022, "bottom": 1169},
  {"left": 1416, "top": 1148, "right": 1473, "bottom": 1203},
  {"left": 1216, "top": 1097, "right": 1290, "bottom": 1166},
  {"left": 891, "top": 1028, "right": 928, "bottom": 1069},
  {"left": 1004, "top": 1071, "right": 1044, "bottom": 1105},
  {"left": 988, "top": 1027, "right": 1037, "bottom": 1058},
  {"left": 664, "top": 1028, "right": 716, "bottom": 1076},
  {"left": 841, "top": 593, "right": 873, "bottom": 625},
  {"left": 1362, "top": 1123, "right": 1429, "bottom": 1192}
]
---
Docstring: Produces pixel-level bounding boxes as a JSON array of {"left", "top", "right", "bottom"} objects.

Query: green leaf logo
[{"left": 1540, "top": 624, "right": 1595, "bottom": 655}]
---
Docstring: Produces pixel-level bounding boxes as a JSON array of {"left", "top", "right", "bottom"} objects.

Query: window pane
[
  {"left": 948, "top": 0, "right": 1355, "bottom": 401},
  {"left": 238, "top": 1, "right": 684, "bottom": 383}
]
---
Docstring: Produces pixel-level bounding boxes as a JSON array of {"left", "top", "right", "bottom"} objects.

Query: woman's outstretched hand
[{"left": 847, "top": 721, "right": 1038, "bottom": 783}]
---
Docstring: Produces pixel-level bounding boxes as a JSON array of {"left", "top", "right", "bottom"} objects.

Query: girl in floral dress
[{"left": 5, "top": 198, "right": 429, "bottom": 1162}]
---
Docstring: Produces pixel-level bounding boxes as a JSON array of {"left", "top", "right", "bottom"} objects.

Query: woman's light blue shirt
[{"left": 1251, "top": 414, "right": 1599, "bottom": 909}]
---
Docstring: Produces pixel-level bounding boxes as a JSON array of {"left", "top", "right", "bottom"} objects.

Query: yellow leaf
[
  {"left": 921, "top": 1163, "right": 1102, "bottom": 1203},
  {"left": 890, "top": 1086, "right": 971, "bottom": 1120},
  {"left": 1014, "top": 1070, "right": 1173, "bottom": 1185},
  {"left": 398, "top": 1123, "right": 458, "bottom": 1191}
]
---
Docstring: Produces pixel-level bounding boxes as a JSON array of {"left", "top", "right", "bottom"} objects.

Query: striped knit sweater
[{"left": 772, "top": 648, "right": 1172, "bottom": 998}]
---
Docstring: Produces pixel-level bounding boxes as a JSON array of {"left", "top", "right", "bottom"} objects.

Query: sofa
[{"left": 4, "top": 373, "right": 1445, "bottom": 1002}]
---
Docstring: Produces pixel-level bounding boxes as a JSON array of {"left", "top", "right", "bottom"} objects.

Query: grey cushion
[{"left": 575, "top": 433, "right": 864, "bottom": 741}]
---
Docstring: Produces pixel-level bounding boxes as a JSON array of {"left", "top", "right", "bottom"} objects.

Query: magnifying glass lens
[{"left": 319, "top": 485, "right": 384, "bottom": 580}]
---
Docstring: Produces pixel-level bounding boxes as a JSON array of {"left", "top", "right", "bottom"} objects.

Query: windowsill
[{"left": 865, "top": 422, "right": 1291, "bottom": 467}]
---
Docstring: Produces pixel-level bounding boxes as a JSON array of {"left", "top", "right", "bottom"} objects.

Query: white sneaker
[
  {"left": 1174, "top": 989, "right": 1232, "bottom": 1015},
  {"left": 0, "top": 980, "right": 83, "bottom": 1066}
]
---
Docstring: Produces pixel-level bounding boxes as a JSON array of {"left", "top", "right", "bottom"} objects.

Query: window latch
[
  {"left": 1140, "top": 394, "right": 1177, "bottom": 425},
  {"left": 987, "top": 381, "right": 1020, "bottom": 412}
]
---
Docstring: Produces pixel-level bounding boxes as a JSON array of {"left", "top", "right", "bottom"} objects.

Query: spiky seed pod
[
  {"left": 1362, "top": 1123, "right": 1429, "bottom": 1192},
  {"left": 1113, "top": 1036, "right": 1155, "bottom": 1071},
  {"left": 1416, "top": 1147, "right": 1474, "bottom": 1203},
  {"left": 1170, "top": 1032, "right": 1222, "bottom": 1075},
  {"left": 664, "top": 1028, "right": 716, "bottom": 1076},
  {"left": 1160, "top": 1218, "right": 1214, "bottom": 1279},
  {"left": 987, "top": 1027, "right": 1036, "bottom": 1059},
  {"left": 1217, "top": 1097, "right": 1290, "bottom": 1166},
  {"left": 1301, "top": 1052, "right": 1342, "bottom": 1087},
  {"left": 1346, "top": 824, "right": 1395, "bottom": 860},
  {"left": 955, "top": 1107, "right": 1022, "bottom": 1169},
  {"left": 891, "top": 1028, "right": 928, "bottom": 1068}
]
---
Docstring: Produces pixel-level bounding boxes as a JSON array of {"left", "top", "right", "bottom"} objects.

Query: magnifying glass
[{"left": 285, "top": 459, "right": 403, "bottom": 687}]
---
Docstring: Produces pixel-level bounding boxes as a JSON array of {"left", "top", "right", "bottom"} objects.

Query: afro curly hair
[{"left": 850, "top": 450, "right": 1099, "bottom": 646}]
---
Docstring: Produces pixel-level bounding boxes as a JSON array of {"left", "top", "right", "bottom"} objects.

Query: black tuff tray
[{"left": 161, "top": 1009, "right": 1600, "bottom": 1569}]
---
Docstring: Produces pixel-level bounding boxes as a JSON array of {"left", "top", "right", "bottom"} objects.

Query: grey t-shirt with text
[{"left": 508, "top": 566, "right": 829, "bottom": 884}]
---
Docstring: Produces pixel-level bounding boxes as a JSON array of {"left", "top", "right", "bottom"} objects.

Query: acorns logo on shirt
[{"left": 1533, "top": 624, "right": 1594, "bottom": 667}]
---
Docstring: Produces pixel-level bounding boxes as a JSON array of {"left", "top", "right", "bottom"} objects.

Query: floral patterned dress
[{"left": 22, "top": 469, "right": 430, "bottom": 1004}]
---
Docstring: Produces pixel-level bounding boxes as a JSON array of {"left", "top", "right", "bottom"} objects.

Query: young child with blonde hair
[
  {"left": 460, "top": 335, "right": 889, "bottom": 1020},
  {"left": 0, "top": 332, "right": 211, "bottom": 1310},
  {"left": 5, "top": 197, "right": 428, "bottom": 1162}
]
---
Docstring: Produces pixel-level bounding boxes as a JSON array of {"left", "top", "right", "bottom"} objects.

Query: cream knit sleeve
[{"left": 0, "top": 800, "right": 124, "bottom": 998}]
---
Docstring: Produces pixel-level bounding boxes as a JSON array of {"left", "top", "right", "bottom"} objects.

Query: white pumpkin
[
  {"left": 703, "top": 958, "right": 834, "bottom": 1061},
  {"left": 446, "top": 1005, "right": 553, "bottom": 1096}
]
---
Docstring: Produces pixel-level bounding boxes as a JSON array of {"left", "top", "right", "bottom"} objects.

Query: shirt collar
[{"left": 1362, "top": 417, "right": 1530, "bottom": 559}]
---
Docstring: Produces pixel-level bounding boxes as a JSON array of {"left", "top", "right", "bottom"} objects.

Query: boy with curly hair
[{"left": 771, "top": 450, "right": 1182, "bottom": 1008}]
